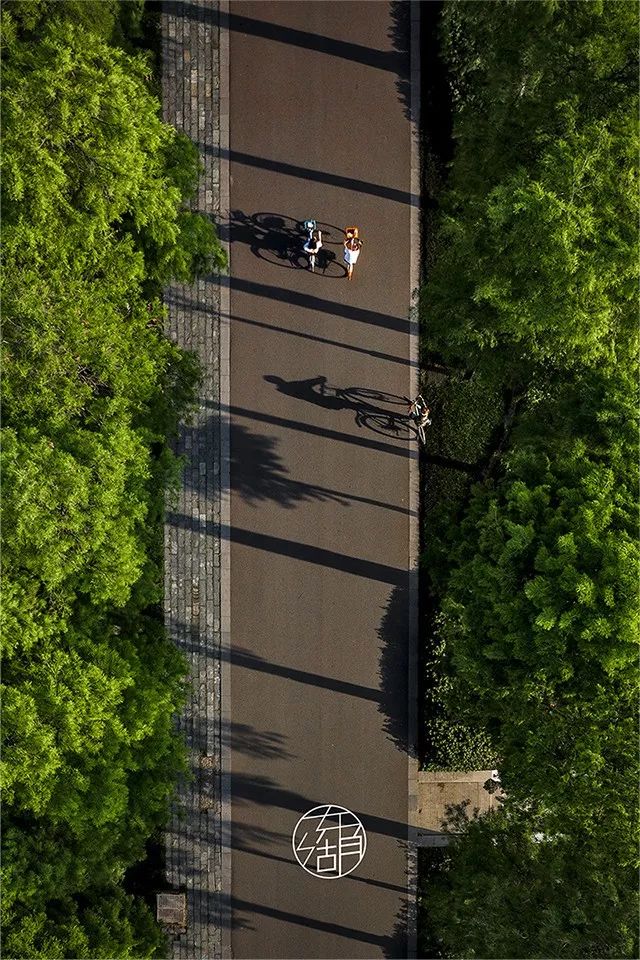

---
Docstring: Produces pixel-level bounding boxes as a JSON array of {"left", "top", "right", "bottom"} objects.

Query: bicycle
[
  {"left": 302, "top": 218, "right": 322, "bottom": 272},
  {"left": 407, "top": 394, "right": 431, "bottom": 445}
]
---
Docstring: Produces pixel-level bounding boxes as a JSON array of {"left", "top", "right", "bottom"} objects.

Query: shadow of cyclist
[
  {"left": 264, "top": 374, "right": 349, "bottom": 411},
  {"left": 225, "top": 210, "right": 294, "bottom": 264}
]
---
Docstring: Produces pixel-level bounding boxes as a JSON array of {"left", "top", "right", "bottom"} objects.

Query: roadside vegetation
[
  {"left": 418, "top": 2, "right": 639, "bottom": 957},
  {"left": 1, "top": 2, "right": 225, "bottom": 956}
]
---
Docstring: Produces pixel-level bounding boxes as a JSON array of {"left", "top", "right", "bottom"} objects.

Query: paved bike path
[{"left": 227, "top": 4, "right": 418, "bottom": 956}]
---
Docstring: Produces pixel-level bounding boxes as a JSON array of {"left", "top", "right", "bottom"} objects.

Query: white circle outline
[{"left": 291, "top": 804, "right": 367, "bottom": 879}]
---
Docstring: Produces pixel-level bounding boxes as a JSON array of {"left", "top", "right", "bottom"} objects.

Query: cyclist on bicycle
[
  {"left": 303, "top": 229, "right": 322, "bottom": 268},
  {"left": 408, "top": 394, "right": 431, "bottom": 428}
]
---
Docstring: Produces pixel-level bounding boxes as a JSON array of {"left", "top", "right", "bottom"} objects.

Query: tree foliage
[
  {"left": 423, "top": 0, "right": 638, "bottom": 376},
  {"left": 420, "top": 3, "right": 639, "bottom": 956},
  {"left": 427, "top": 807, "right": 638, "bottom": 960},
  {"left": 439, "top": 368, "right": 638, "bottom": 832},
  {"left": 1, "top": 3, "right": 222, "bottom": 955}
]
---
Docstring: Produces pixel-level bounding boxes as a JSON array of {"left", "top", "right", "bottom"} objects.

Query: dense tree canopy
[
  {"left": 439, "top": 368, "right": 638, "bottom": 833},
  {"left": 424, "top": 0, "right": 638, "bottom": 377},
  {"left": 1, "top": 3, "right": 223, "bottom": 955},
  {"left": 428, "top": 806, "right": 638, "bottom": 960},
  {"left": 420, "top": 2, "right": 639, "bottom": 957}
]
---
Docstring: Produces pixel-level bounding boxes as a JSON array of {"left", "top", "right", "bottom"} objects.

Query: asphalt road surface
[{"left": 228, "top": 3, "right": 416, "bottom": 956}]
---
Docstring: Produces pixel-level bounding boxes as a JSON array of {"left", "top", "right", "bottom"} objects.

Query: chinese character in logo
[{"left": 292, "top": 804, "right": 367, "bottom": 878}]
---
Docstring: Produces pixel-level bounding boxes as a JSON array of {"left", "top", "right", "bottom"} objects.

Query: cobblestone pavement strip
[{"left": 161, "top": 3, "right": 224, "bottom": 958}]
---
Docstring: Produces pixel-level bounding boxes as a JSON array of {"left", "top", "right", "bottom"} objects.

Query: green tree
[
  {"left": 423, "top": 0, "right": 639, "bottom": 378},
  {"left": 419, "top": 5, "right": 639, "bottom": 953},
  {"left": 2, "top": 881, "right": 166, "bottom": 960},
  {"left": 1, "top": 4, "right": 220, "bottom": 956},
  {"left": 427, "top": 115, "right": 638, "bottom": 372},
  {"left": 426, "top": 806, "right": 638, "bottom": 960},
  {"left": 438, "top": 368, "right": 638, "bottom": 819}
]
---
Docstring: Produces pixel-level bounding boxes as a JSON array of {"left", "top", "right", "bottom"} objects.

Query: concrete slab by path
[{"left": 416, "top": 770, "right": 504, "bottom": 847}]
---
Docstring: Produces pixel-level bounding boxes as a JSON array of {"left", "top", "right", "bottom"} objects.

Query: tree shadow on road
[
  {"left": 230, "top": 420, "right": 414, "bottom": 514},
  {"left": 165, "top": 286, "right": 414, "bottom": 366},
  {"left": 230, "top": 421, "right": 346, "bottom": 508},
  {"left": 377, "top": 582, "right": 415, "bottom": 759},
  {"left": 389, "top": 0, "right": 413, "bottom": 124},
  {"left": 228, "top": 643, "right": 381, "bottom": 704},
  {"left": 177, "top": 413, "right": 414, "bottom": 511},
  {"left": 216, "top": 148, "right": 419, "bottom": 207},
  {"left": 217, "top": 5, "right": 405, "bottom": 74},
  {"left": 384, "top": 843, "right": 418, "bottom": 959},
  {"left": 231, "top": 771, "right": 408, "bottom": 842},
  {"left": 200, "top": 874, "right": 408, "bottom": 951},
  {"left": 230, "top": 274, "right": 417, "bottom": 335},
  {"left": 227, "top": 722, "right": 296, "bottom": 761},
  {"left": 218, "top": 771, "right": 414, "bottom": 953}
]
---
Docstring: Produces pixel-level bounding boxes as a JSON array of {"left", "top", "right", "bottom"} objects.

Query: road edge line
[
  {"left": 408, "top": 2, "right": 422, "bottom": 959},
  {"left": 218, "top": 1, "right": 232, "bottom": 956}
]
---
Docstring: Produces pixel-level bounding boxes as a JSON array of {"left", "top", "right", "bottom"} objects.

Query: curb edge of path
[
  {"left": 218, "top": 2, "right": 232, "bottom": 957},
  {"left": 408, "top": 2, "right": 422, "bottom": 958}
]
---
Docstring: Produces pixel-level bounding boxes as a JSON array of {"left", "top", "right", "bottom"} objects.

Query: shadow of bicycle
[
  {"left": 263, "top": 374, "right": 422, "bottom": 443},
  {"left": 355, "top": 409, "right": 415, "bottom": 442},
  {"left": 341, "top": 387, "right": 410, "bottom": 409},
  {"left": 226, "top": 210, "right": 348, "bottom": 278}
]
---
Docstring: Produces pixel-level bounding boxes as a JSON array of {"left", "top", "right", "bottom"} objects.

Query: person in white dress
[{"left": 343, "top": 227, "right": 363, "bottom": 280}]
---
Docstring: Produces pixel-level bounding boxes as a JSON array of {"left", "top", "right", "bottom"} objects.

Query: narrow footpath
[
  {"left": 227, "top": 3, "right": 419, "bottom": 957},
  {"left": 161, "top": 3, "right": 419, "bottom": 957}
]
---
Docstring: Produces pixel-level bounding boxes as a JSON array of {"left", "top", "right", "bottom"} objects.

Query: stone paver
[
  {"left": 416, "top": 770, "right": 504, "bottom": 847},
  {"left": 161, "top": 3, "right": 224, "bottom": 958}
]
